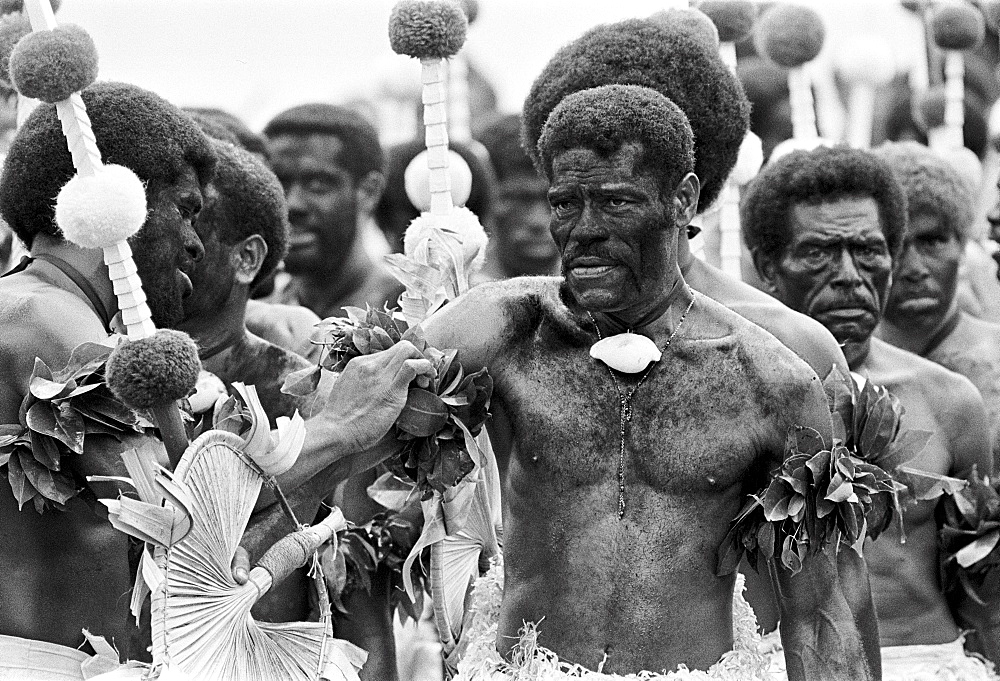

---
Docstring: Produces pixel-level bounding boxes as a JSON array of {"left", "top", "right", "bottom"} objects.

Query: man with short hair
[
  {"left": 263, "top": 103, "right": 403, "bottom": 318},
  {"left": 474, "top": 113, "right": 559, "bottom": 282},
  {"left": 0, "top": 82, "right": 431, "bottom": 676},
  {"left": 742, "top": 144, "right": 995, "bottom": 679},
  {"left": 425, "top": 83, "right": 874, "bottom": 680},
  {"left": 875, "top": 142, "right": 1000, "bottom": 468}
]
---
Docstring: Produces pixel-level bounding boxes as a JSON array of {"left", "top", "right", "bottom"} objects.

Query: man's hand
[{"left": 323, "top": 341, "right": 435, "bottom": 453}]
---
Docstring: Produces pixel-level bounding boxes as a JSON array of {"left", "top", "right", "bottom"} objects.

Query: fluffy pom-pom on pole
[
  {"left": 0, "top": 0, "right": 59, "bottom": 14},
  {"left": 914, "top": 86, "right": 949, "bottom": 132},
  {"left": 754, "top": 4, "right": 825, "bottom": 68},
  {"left": 105, "top": 330, "right": 201, "bottom": 410},
  {"left": 698, "top": 0, "right": 757, "bottom": 43},
  {"left": 983, "top": 1, "right": 1000, "bottom": 33},
  {"left": 404, "top": 149, "right": 473, "bottom": 212},
  {"left": 9, "top": 24, "right": 98, "bottom": 103},
  {"left": 55, "top": 164, "right": 148, "bottom": 248},
  {"left": 388, "top": 0, "right": 467, "bottom": 59},
  {"left": 649, "top": 8, "right": 719, "bottom": 51},
  {"left": 457, "top": 0, "right": 478, "bottom": 25},
  {"left": 106, "top": 329, "right": 200, "bottom": 467},
  {"left": 0, "top": 11, "right": 29, "bottom": 88},
  {"left": 931, "top": 4, "right": 985, "bottom": 51}
]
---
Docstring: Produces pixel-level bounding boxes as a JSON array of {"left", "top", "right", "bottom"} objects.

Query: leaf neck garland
[
  {"left": 282, "top": 304, "right": 493, "bottom": 499},
  {"left": 0, "top": 342, "right": 145, "bottom": 513},
  {"left": 717, "top": 368, "right": 934, "bottom": 576}
]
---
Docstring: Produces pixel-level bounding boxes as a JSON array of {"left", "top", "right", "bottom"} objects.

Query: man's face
[
  {"left": 130, "top": 167, "right": 205, "bottom": 328},
  {"left": 548, "top": 143, "right": 673, "bottom": 313},
  {"left": 764, "top": 196, "right": 893, "bottom": 345},
  {"left": 269, "top": 132, "right": 359, "bottom": 277},
  {"left": 884, "top": 211, "right": 962, "bottom": 330},
  {"left": 493, "top": 174, "right": 559, "bottom": 275},
  {"left": 181, "top": 184, "right": 236, "bottom": 323}
]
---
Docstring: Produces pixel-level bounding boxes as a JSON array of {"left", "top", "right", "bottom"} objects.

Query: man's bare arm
[{"left": 771, "top": 372, "right": 880, "bottom": 681}]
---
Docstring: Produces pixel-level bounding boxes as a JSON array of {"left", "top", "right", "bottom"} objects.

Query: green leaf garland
[{"left": 0, "top": 342, "right": 144, "bottom": 512}]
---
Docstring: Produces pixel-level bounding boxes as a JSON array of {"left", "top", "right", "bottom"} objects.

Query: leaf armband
[
  {"left": 0, "top": 342, "right": 145, "bottom": 512},
  {"left": 938, "top": 468, "right": 1000, "bottom": 607},
  {"left": 320, "top": 508, "right": 429, "bottom": 622},
  {"left": 718, "top": 426, "right": 897, "bottom": 576},
  {"left": 282, "top": 305, "right": 493, "bottom": 499}
]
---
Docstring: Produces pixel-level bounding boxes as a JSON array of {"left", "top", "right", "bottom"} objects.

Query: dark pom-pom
[
  {"left": 388, "top": 0, "right": 467, "bottom": 59},
  {"left": 9, "top": 24, "right": 98, "bottom": 103},
  {"left": 698, "top": 1, "right": 757, "bottom": 43},
  {"left": 458, "top": 0, "right": 478, "bottom": 25},
  {"left": 754, "top": 4, "right": 825, "bottom": 68},
  {"left": 649, "top": 8, "right": 719, "bottom": 51},
  {"left": 984, "top": 1, "right": 1000, "bottom": 33},
  {"left": 913, "top": 87, "right": 946, "bottom": 132},
  {"left": 0, "top": 12, "right": 29, "bottom": 88},
  {"left": 931, "top": 5, "right": 985, "bottom": 51},
  {"left": 0, "top": 0, "right": 60, "bottom": 15},
  {"left": 105, "top": 330, "right": 201, "bottom": 410}
]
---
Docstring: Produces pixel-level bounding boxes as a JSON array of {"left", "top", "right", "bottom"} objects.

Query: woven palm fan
[
  {"left": 386, "top": 0, "right": 499, "bottom": 663},
  {"left": 148, "top": 427, "right": 366, "bottom": 681}
]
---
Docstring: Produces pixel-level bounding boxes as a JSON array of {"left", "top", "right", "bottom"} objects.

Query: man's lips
[
  {"left": 289, "top": 231, "right": 317, "bottom": 249},
  {"left": 567, "top": 257, "right": 621, "bottom": 279},
  {"left": 818, "top": 306, "right": 874, "bottom": 320}
]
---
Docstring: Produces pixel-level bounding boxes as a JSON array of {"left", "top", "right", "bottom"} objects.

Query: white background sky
[{"left": 54, "top": 0, "right": 923, "bottom": 131}]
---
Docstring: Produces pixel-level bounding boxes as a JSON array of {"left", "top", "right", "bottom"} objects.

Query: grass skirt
[{"left": 453, "top": 558, "right": 770, "bottom": 680}]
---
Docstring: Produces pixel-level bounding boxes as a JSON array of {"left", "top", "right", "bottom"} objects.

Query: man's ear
[
  {"left": 233, "top": 234, "right": 268, "bottom": 286},
  {"left": 672, "top": 172, "right": 701, "bottom": 230},
  {"left": 751, "top": 248, "right": 780, "bottom": 294},
  {"left": 356, "top": 171, "right": 386, "bottom": 216}
]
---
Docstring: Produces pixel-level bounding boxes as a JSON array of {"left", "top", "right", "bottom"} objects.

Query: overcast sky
[{"left": 55, "top": 0, "right": 921, "bottom": 131}]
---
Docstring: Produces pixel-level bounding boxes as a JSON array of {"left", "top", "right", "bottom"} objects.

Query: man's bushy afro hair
[
  {"left": 741, "top": 145, "right": 907, "bottom": 265},
  {"left": 522, "top": 17, "right": 749, "bottom": 211},
  {"left": 263, "top": 103, "right": 384, "bottom": 181},
  {"left": 186, "top": 107, "right": 271, "bottom": 163},
  {"left": 477, "top": 113, "right": 536, "bottom": 182},
  {"left": 873, "top": 141, "right": 974, "bottom": 242},
  {"left": 0, "top": 81, "right": 216, "bottom": 248},
  {"left": 204, "top": 140, "right": 289, "bottom": 287},
  {"left": 538, "top": 85, "right": 694, "bottom": 195}
]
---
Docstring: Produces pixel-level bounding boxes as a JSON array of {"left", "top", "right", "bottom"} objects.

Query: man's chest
[{"left": 495, "top": 341, "right": 775, "bottom": 495}]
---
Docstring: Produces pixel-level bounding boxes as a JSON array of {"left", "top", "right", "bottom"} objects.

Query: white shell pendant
[{"left": 590, "top": 333, "right": 662, "bottom": 373}]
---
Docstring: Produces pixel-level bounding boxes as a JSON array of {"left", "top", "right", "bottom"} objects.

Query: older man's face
[
  {"left": 884, "top": 211, "right": 962, "bottom": 330},
  {"left": 130, "top": 166, "right": 205, "bottom": 328},
  {"left": 547, "top": 143, "right": 672, "bottom": 313},
  {"left": 765, "top": 196, "right": 893, "bottom": 345}
]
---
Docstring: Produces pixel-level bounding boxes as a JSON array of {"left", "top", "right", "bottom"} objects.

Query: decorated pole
[
  {"left": 755, "top": 3, "right": 825, "bottom": 144},
  {"left": 699, "top": 0, "right": 758, "bottom": 280},
  {"left": 11, "top": 0, "right": 193, "bottom": 464},
  {"left": 928, "top": 3, "right": 985, "bottom": 152},
  {"left": 834, "top": 38, "right": 895, "bottom": 149}
]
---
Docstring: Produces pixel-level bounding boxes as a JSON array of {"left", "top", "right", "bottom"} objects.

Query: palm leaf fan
[{"left": 148, "top": 429, "right": 366, "bottom": 680}]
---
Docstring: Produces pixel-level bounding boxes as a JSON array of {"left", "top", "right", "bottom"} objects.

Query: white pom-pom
[
  {"left": 55, "top": 164, "right": 148, "bottom": 249},
  {"left": 730, "top": 132, "right": 764, "bottom": 185},
  {"left": 834, "top": 38, "right": 896, "bottom": 86},
  {"left": 405, "top": 205, "right": 487, "bottom": 273},
  {"left": 939, "top": 146, "right": 983, "bottom": 195},
  {"left": 403, "top": 149, "right": 473, "bottom": 212},
  {"left": 768, "top": 136, "right": 836, "bottom": 164}
]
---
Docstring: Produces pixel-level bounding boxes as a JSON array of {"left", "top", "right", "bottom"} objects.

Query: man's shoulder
[
  {"left": 872, "top": 338, "right": 981, "bottom": 405},
  {"left": 0, "top": 278, "right": 108, "bottom": 357}
]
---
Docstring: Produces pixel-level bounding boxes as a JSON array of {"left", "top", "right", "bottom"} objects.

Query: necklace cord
[{"left": 587, "top": 289, "right": 697, "bottom": 519}]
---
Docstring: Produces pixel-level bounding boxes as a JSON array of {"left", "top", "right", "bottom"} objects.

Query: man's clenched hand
[{"left": 323, "top": 341, "right": 435, "bottom": 453}]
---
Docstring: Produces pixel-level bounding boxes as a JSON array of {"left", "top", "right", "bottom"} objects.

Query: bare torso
[
  {"left": 424, "top": 277, "right": 830, "bottom": 674},
  {"left": 860, "top": 338, "right": 991, "bottom": 647},
  {"left": 0, "top": 266, "right": 148, "bottom": 660},
  {"left": 925, "top": 312, "right": 1000, "bottom": 465}
]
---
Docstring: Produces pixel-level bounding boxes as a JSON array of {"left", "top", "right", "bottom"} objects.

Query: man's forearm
[{"left": 771, "top": 551, "right": 878, "bottom": 681}]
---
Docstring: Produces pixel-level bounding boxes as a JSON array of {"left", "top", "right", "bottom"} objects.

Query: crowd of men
[{"left": 5, "top": 6, "right": 1000, "bottom": 681}]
